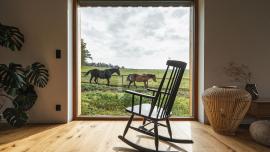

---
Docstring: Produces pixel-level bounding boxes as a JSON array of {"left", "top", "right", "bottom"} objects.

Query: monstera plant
[
  {"left": 0, "top": 23, "right": 49, "bottom": 127},
  {"left": 0, "top": 23, "right": 24, "bottom": 51}
]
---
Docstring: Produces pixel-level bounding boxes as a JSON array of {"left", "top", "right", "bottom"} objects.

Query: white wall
[
  {"left": 198, "top": 0, "right": 270, "bottom": 122},
  {"left": 0, "top": 0, "right": 72, "bottom": 123},
  {"left": 1, "top": 0, "right": 269, "bottom": 123}
]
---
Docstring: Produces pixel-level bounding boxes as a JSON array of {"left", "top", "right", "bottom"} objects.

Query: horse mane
[
  {"left": 107, "top": 68, "right": 119, "bottom": 71},
  {"left": 145, "top": 74, "right": 155, "bottom": 78}
]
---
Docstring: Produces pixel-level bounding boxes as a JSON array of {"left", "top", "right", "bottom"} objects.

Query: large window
[{"left": 76, "top": 0, "right": 196, "bottom": 118}]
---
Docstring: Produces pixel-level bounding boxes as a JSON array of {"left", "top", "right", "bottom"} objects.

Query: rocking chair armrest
[
  {"left": 125, "top": 90, "right": 155, "bottom": 99},
  {"left": 147, "top": 88, "right": 170, "bottom": 95}
]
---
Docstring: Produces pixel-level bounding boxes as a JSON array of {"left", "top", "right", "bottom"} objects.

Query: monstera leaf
[
  {"left": 0, "top": 23, "right": 24, "bottom": 51},
  {"left": 13, "top": 85, "right": 37, "bottom": 111},
  {"left": 25, "top": 62, "right": 49, "bottom": 88},
  {"left": 3, "top": 108, "right": 28, "bottom": 127},
  {"left": 0, "top": 63, "right": 25, "bottom": 96}
]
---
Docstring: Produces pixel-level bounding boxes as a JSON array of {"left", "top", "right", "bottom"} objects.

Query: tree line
[{"left": 81, "top": 39, "right": 124, "bottom": 69}]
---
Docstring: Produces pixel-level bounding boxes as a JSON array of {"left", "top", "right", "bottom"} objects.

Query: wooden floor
[{"left": 0, "top": 121, "right": 269, "bottom": 152}]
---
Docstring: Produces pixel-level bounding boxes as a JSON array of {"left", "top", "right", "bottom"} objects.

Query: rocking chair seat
[{"left": 126, "top": 104, "right": 170, "bottom": 120}]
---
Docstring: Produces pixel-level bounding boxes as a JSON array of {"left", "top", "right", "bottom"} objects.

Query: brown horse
[{"left": 127, "top": 74, "right": 156, "bottom": 88}]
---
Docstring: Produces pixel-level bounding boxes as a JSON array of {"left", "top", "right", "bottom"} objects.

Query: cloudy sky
[{"left": 80, "top": 7, "right": 190, "bottom": 69}]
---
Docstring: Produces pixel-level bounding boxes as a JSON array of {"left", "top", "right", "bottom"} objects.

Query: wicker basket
[{"left": 202, "top": 86, "right": 252, "bottom": 135}]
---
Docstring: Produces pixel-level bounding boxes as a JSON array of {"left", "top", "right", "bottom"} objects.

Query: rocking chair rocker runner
[{"left": 118, "top": 60, "right": 193, "bottom": 152}]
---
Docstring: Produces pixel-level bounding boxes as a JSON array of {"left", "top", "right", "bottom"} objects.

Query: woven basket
[{"left": 202, "top": 86, "right": 252, "bottom": 135}]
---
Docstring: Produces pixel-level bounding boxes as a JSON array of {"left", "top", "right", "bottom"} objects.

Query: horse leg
[
  {"left": 89, "top": 76, "right": 93, "bottom": 83},
  {"left": 144, "top": 82, "right": 147, "bottom": 88},
  {"left": 95, "top": 77, "right": 98, "bottom": 84},
  {"left": 107, "top": 78, "right": 110, "bottom": 86},
  {"left": 134, "top": 82, "right": 137, "bottom": 88},
  {"left": 128, "top": 81, "right": 132, "bottom": 88}
]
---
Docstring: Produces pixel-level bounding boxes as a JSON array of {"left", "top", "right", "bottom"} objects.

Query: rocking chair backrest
[{"left": 149, "top": 60, "right": 187, "bottom": 119}]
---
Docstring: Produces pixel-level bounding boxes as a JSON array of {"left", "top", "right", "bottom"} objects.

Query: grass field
[{"left": 81, "top": 66, "right": 191, "bottom": 116}]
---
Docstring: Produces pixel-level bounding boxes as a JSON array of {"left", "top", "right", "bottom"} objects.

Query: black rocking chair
[{"left": 118, "top": 60, "right": 193, "bottom": 152}]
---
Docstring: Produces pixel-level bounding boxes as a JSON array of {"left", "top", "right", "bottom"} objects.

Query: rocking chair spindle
[{"left": 118, "top": 60, "right": 193, "bottom": 152}]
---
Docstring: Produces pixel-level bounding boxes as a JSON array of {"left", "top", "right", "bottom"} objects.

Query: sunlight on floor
[{"left": 0, "top": 121, "right": 269, "bottom": 152}]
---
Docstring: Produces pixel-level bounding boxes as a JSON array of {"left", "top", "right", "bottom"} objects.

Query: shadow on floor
[
  {"left": 113, "top": 134, "right": 188, "bottom": 152},
  {"left": 113, "top": 147, "right": 139, "bottom": 152}
]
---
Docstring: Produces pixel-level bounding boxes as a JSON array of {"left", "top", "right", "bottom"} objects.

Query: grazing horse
[
  {"left": 127, "top": 74, "right": 156, "bottom": 88},
  {"left": 85, "top": 68, "right": 120, "bottom": 85}
]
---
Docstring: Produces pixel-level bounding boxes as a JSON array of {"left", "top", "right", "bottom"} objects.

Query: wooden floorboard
[{"left": 0, "top": 121, "right": 269, "bottom": 152}]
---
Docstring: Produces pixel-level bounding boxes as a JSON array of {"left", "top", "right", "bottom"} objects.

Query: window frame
[{"left": 73, "top": 0, "right": 199, "bottom": 121}]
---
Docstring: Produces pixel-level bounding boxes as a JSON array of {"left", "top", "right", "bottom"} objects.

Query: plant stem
[{"left": 0, "top": 94, "right": 13, "bottom": 101}]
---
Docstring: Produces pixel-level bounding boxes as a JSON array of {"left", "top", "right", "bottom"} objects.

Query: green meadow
[{"left": 81, "top": 66, "right": 191, "bottom": 117}]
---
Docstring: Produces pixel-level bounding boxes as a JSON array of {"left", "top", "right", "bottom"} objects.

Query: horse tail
[
  {"left": 127, "top": 74, "right": 137, "bottom": 81},
  {"left": 84, "top": 70, "right": 93, "bottom": 76},
  {"left": 127, "top": 74, "right": 135, "bottom": 81},
  {"left": 127, "top": 74, "right": 131, "bottom": 81}
]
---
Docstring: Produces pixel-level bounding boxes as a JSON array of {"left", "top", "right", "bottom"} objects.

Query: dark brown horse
[
  {"left": 127, "top": 74, "right": 156, "bottom": 88},
  {"left": 85, "top": 68, "right": 120, "bottom": 85}
]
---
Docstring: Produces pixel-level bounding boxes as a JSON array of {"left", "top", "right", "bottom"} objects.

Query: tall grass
[{"left": 81, "top": 66, "right": 191, "bottom": 117}]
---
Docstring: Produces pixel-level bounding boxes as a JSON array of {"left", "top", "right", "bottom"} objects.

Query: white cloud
[{"left": 80, "top": 7, "right": 190, "bottom": 69}]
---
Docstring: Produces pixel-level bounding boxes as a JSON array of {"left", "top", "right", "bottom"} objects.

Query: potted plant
[
  {"left": 0, "top": 23, "right": 49, "bottom": 127},
  {"left": 202, "top": 86, "right": 251, "bottom": 135},
  {"left": 224, "top": 62, "right": 259, "bottom": 100}
]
